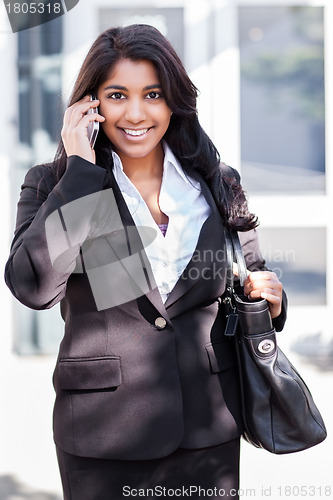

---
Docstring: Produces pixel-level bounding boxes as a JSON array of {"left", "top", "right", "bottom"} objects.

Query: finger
[
  {"left": 247, "top": 271, "right": 279, "bottom": 283},
  {"left": 62, "top": 111, "right": 105, "bottom": 147},
  {"left": 65, "top": 97, "right": 100, "bottom": 126},
  {"left": 245, "top": 280, "right": 281, "bottom": 295},
  {"left": 245, "top": 274, "right": 282, "bottom": 294},
  {"left": 80, "top": 113, "right": 105, "bottom": 127},
  {"left": 62, "top": 95, "right": 91, "bottom": 126},
  {"left": 61, "top": 114, "right": 104, "bottom": 150},
  {"left": 69, "top": 100, "right": 102, "bottom": 129},
  {"left": 261, "top": 291, "right": 281, "bottom": 303},
  {"left": 246, "top": 289, "right": 265, "bottom": 300},
  {"left": 247, "top": 287, "right": 281, "bottom": 302},
  {"left": 261, "top": 292, "right": 282, "bottom": 319},
  {"left": 248, "top": 286, "right": 278, "bottom": 297},
  {"left": 62, "top": 111, "right": 103, "bottom": 135}
]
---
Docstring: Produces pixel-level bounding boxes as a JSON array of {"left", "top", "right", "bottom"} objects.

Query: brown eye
[
  {"left": 109, "top": 92, "right": 125, "bottom": 100},
  {"left": 146, "top": 91, "right": 161, "bottom": 99}
]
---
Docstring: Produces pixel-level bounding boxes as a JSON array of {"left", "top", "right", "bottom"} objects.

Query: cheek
[
  {"left": 99, "top": 101, "right": 120, "bottom": 122},
  {"left": 163, "top": 116, "right": 171, "bottom": 134},
  {"left": 100, "top": 108, "right": 120, "bottom": 137},
  {"left": 99, "top": 113, "right": 117, "bottom": 142},
  {"left": 161, "top": 107, "right": 172, "bottom": 127}
]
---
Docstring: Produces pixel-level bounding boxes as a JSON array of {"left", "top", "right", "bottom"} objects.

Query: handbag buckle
[{"left": 258, "top": 339, "right": 275, "bottom": 354}]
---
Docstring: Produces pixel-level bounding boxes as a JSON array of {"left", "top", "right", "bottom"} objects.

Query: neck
[{"left": 118, "top": 143, "right": 164, "bottom": 181}]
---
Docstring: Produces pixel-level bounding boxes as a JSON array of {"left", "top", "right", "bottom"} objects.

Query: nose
[{"left": 124, "top": 98, "right": 146, "bottom": 124}]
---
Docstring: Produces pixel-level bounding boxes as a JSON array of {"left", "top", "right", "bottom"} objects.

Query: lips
[{"left": 122, "top": 128, "right": 151, "bottom": 137}]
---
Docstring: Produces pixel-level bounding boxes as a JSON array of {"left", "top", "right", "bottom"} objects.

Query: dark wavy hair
[{"left": 54, "top": 24, "right": 257, "bottom": 231}]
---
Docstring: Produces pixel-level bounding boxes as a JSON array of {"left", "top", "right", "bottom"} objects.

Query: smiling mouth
[{"left": 122, "top": 128, "right": 151, "bottom": 137}]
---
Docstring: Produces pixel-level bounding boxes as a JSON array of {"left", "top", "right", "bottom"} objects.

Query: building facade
[{"left": 2, "top": 0, "right": 332, "bottom": 359}]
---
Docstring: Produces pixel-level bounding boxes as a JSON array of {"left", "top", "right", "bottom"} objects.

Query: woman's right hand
[{"left": 61, "top": 95, "right": 105, "bottom": 164}]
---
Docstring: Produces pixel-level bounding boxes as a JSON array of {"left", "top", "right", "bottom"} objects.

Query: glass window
[
  {"left": 12, "top": 305, "right": 63, "bottom": 355},
  {"left": 99, "top": 8, "right": 184, "bottom": 60},
  {"left": 18, "top": 19, "right": 63, "bottom": 146},
  {"left": 14, "top": 19, "right": 64, "bottom": 354},
  {"left": 257, "top": 227, "right": 326, "bottom": 306},
  {"left": 40, "top": 17, "right": 63, "bottom": 55},
  {"left": 239, "top": 6, "right": 325, "bottom": 194},
  {"left": 18, "top": 65, "right": 32, "bottom": 145}
]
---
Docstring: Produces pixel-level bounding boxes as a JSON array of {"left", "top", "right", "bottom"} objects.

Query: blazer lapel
[
  {"left": 105, "top": 169, "right": 225, "bottom": 322},
  {"left": 107, "top": 172, "right": 172, "bottom": 324},
  {"left": 164, "top": 174, "right": 226, "bottom": 310}
]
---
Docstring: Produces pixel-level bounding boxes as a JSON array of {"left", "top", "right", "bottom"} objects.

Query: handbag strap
[
  {"left": 225, "top": 230, "right": 248, "bottom": 288},
  {"left": 223, "top": 229, "right": 248, "bottom": 336}
]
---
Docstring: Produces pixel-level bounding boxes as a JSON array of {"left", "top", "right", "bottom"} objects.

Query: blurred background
[{"left": 0, "top": 0, "right": 332, "bottom": 498}]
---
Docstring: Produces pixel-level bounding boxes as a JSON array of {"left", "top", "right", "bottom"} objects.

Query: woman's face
[{"left": 97, "top": 58, "right": 172, "bottom": 162}]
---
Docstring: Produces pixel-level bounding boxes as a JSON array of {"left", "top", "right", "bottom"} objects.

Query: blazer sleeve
[
  {"left": 4, "top": 156, "right": 108, "bottom": 310},
  {"left": 238, "top": 228, "right": 287, "bottom": 332},
  {"left": 220, "top": 162, "right": 288, "bottom": 332}
]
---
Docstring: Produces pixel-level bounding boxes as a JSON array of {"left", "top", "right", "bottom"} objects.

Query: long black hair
[{"left": 54, "top": 24, "right": 257, "bottom": 231}]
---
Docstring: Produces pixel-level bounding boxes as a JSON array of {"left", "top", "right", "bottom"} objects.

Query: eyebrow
[{"left": 103, "top": 84, "right": 162, "bottom": 91}]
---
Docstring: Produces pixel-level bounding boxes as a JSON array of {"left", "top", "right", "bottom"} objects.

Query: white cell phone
[{"left": 86, "top": 95, "right": 99, "bottom": 149}]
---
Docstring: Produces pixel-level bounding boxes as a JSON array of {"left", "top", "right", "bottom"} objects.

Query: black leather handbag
[{"left": 222, "top": 230, "right": 327, "bottom": 454}]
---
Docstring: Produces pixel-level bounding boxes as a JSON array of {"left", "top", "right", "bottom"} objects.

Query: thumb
[{"left": 233, "top": 263, "right": 250, "bottom": 278}]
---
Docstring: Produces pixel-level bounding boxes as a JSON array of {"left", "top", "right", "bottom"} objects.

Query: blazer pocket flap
[
  {"left": 58, "top": 356, "right": 122, "bottom": 390},
  {"left": 206, "top": 340, "right": 235, "bottom": 374}
]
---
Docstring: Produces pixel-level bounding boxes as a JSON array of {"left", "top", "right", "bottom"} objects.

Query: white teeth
[{"left": 123, "top": 128, "right": 149, "bottom": 136}]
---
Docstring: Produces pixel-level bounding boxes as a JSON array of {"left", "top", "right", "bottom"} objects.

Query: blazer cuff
[
  {"left": 53, "top": 155, "right": 108, "bottom": 202},
  {"left": 272, "top": 289, "right": 288, "bottom": 332}
]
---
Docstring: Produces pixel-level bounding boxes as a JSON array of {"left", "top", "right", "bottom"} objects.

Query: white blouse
[{"left": 112, "top": 143, "right": 211, "bottom": 302}]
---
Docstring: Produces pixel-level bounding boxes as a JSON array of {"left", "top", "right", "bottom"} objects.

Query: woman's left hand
[{"left": 243, "top": 271, "right": 283, "bottom": 319}]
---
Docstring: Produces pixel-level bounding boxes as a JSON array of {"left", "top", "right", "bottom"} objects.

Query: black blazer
[{"left": 5, "top": 156, "right": 287, "bottom": 460}]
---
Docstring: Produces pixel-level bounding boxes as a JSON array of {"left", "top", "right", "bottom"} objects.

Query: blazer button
[{"left": 155, "top": 317, "right": 167, "bottom": 330}]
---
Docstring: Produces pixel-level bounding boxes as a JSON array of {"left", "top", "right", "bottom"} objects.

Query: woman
[{"left": 5, "top": 24, "right": 285, "bottom": 500}]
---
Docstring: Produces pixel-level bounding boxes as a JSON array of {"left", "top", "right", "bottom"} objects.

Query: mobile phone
[{"left": 86, "top": 95, "right": 99, "bottom": 149}]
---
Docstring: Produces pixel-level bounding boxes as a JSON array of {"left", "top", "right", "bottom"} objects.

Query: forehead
[{"left": 103, "top": 58, "right": 160, "bottom": 88}]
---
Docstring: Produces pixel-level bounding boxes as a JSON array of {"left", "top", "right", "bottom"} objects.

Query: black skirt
[{"left": 56, "top": 438, "right": 240, "bottom": 500}]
